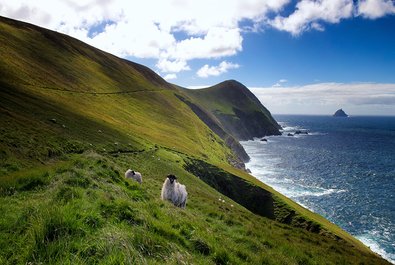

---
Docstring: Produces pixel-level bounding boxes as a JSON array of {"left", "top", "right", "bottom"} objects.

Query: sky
[{"left": 1, "top": 0, "right": 395, "bottom": 115}]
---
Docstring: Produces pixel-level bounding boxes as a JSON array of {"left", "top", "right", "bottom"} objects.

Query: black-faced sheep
[
  {"left": 161, "top": 174, "right": 187, "bottom": 208},
  {"left": 125, "top": 169, "right": 142, "bottom": 184}
]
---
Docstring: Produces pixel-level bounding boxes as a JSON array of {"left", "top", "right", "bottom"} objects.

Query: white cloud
[
  {"left": 0, "top": 0, "right": 290, "bottom": 75},
  {"left": 272, "top": 79, "right": 288, "bottom": 87},
  {"left": 163, "top": 73, "right": 177, "bottom": 80},
  {"left": 156, "top": 59, "right": 190, "bottom": 73},
  {"left": 269, "top": 0, "right": 354, "bottom": 35},
  {"left": 197, "top": 61, "right": 240, "bottom": 78},
  {"left": 165, "top": 27, "right": 243, "bottom": 60},
  {"left": 250, "top": 82, "right": 395, "bottom": 115},
  {"left": 1, "top": 0, "right": 394, "bottom": 76},
  {"left": 358, "top": 0, "right": 395, "bottom": 19}
]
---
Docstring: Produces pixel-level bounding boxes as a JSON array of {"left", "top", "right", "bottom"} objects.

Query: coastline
[
  {"left": 240, "top": 115, "right": 395, "bottom": 264},
  {"left": 245, "top": 159, "right": 394, "bottom": 264}
]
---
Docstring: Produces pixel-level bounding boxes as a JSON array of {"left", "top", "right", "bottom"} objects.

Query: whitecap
[
  {"left": 292, "top": 188, "right": 347, "bottom": 198},
  {"left": 356, "top": 234, "right": 395, "bottom": 264},
  {"left": 308, "top": 132, "right": 328, "bottom": 136},
  {"left": 281, "top": 126, "right": 302, "bottom": 132}
]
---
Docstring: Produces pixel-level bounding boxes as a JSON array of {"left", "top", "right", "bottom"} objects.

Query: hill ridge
[{"left": 184, "top": 80, "right": 281, "bottom": 141}]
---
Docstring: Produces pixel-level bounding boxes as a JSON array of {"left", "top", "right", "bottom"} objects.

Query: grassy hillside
[{"left": 0, "top": 16, "right": 390, "bottom": 264}]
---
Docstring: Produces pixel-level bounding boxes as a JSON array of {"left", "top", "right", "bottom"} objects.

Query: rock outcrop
[{"left": 333, "top": 109, "right": 348, "bottom": 117}]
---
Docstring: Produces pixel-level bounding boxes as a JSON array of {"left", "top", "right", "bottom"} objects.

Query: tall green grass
[{"left": 0, "top": 151, "right": 390, "bottom": 264}]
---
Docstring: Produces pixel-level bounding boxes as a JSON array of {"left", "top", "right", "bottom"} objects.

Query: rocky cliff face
[{"left": 177, "top": 80, "right": 281, "bottom": 167}]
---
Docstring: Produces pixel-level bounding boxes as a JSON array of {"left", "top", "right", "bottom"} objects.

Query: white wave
[
  {"left": 307, "top": 132, "right": 328, "bottom": 136},
  {"left": 270, "top": 183, "right": 346, "bottom": 199},
  {"left": 278, "top": 121, "right": 328, "bottom": 137},
  {"left": 247, "top": 162, "right": 345, "bottom": 196},
  {"left": 356, "top": 234, "right": 395, "bottom": 264},
  {"left": 292, "top": 188, "right": 347, "bottom": 198},
  {"left": 281, "top": 126, "right": 302, "bottom": 132},
  {"left": 249, "top": 172, "right": 346, "bottom": 199}
]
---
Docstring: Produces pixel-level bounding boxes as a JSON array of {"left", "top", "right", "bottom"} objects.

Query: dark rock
[
  {"left": 261, "top": 138, "right": 268, "bottom": 142},
  {"left": 333, "top": 109, "right": 348, "bottom": 117},
  {"left": 295, "top": 130, "right": 308, "bottom": 135},
  {"left": 287, "top": 133, "right": 294, "bottom": 137}
]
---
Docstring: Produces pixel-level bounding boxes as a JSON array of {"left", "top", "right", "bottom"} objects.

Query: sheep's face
[
  {"left": 131, "top": 170, "right": 135, "bottom": 175},
  {"left": 167, "top": 174, "right": 177, "bottom": 184}
]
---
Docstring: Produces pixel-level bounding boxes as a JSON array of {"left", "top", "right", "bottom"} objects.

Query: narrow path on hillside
[{"left": 19, "top": 82, "right": 166, "bottom": 95}]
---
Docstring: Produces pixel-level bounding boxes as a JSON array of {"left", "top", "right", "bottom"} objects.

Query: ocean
[{"left": 241, "top": 115, "right": 395, "bottom": 264}]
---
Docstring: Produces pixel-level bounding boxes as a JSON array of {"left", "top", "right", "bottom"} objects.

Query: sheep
[
  {"left": 125, "top": 169, "right": 142, "bottom": 184},
  {"left": 161, "top": 174, "right": 187, "bottom": 208}
]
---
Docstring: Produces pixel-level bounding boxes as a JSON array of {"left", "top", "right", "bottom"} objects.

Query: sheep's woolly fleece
[
  {"left": 161, "top": 175, "right": 187, "bottom": 208},
  {"left": 125, "top": 169, "right": 142, "bottom": 184}
]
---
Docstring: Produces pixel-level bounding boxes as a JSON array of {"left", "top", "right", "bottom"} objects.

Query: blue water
[{"left": 241, "top": 115, "right": 395, "bottom": 264}]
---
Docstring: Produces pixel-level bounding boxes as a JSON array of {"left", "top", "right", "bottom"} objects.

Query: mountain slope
[
  {"left": 0, "top": 16, "right": 390, "bottom": 264},
  {"left": 185, "top": 80, "right": 282, "bottom": 140},
  {"left": 0, "top": 15, "right": 236, "bottom": 167}
]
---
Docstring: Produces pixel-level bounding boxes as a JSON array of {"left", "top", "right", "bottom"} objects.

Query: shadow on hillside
[{"left": 184, "top": 158, "right": 325, "bottom": 235}]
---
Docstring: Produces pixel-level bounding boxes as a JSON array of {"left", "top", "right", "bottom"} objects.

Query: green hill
[
  {"left": 0, "top": 16, "right": 390, "bottom": 264},
  {"left": 184, "top": 80, "right": 281, "bottom": 141}
]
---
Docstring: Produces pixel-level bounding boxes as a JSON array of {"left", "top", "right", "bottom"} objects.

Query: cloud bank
[
  {"left": 1, "top": 0, "right": 394, "bottom": 79},
  {"left": 250, "top": 82, "right": 395, "bottom": 115}
]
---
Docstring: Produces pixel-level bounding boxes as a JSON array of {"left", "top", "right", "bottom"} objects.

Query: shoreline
[
  {"left": 244, "top": 151, "right": 394, "bottom": 264},
  {"left": 241, "top": 132, "right": 395, "bottom": 264}
]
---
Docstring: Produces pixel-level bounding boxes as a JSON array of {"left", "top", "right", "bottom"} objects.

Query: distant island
[{"left": 333, "top": 109, "right": 348, "bottom": 117}]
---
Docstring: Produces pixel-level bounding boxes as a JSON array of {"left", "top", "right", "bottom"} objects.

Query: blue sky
[
  {"left": 180, "top": 16, "right": 395, "bottom": 87},
  {"left": 1, "top": 0, "right": 395, "bottom": 115}
]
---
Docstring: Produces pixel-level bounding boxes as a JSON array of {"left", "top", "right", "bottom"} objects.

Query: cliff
[{"left": 184, "top": 80, "right": 282, "bottom": 141}]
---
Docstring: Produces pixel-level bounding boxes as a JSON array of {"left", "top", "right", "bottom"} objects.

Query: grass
[
  {"left": 0, "top": 151, "right": 389, "bottom": 264},
  {"left": 0, "top": 16, "right": 391, "bottom": 264}
]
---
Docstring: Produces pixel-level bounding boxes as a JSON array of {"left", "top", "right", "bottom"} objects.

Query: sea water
[{"left": 241, "top": 115, "right": 395, "bottom": 264}]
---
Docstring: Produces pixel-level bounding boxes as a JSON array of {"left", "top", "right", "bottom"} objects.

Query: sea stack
[{"left": 333, "top": 109, "right": 348, "bottom": 117}]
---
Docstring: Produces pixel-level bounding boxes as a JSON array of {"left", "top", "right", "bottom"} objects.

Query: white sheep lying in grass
[
  {"left": 161, "top": 174, "right": 187, "bottom": 208},
  {"left": 125, "top": 169, "right": 142, "bottom": 184}
]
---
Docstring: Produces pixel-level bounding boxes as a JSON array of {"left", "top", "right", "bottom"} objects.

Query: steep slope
[
  {"left": 185, "top": 80, "right": 282, "bottom": 141},
  {"left": 0, "top": 16, "right": 390, "bottom": 264},
  {"left": 0, "top": 15, "right": 236, "bottom": 167},
  {"left": 173, "top": 92, "right": 249, "bottom": 166}
]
